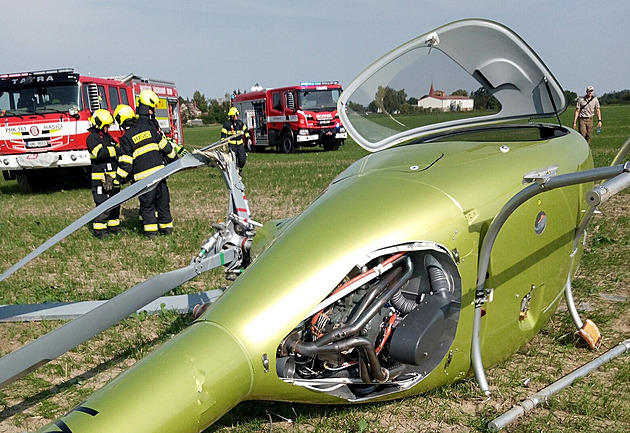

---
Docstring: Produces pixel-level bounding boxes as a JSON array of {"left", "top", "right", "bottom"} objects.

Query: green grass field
[{"left": 0, "top": 106, "right": 629, "bottom": 433}]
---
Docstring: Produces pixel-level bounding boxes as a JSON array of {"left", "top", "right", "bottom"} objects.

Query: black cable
[{"left": 543, "top": 76, "right": 562, "bottom": 127}]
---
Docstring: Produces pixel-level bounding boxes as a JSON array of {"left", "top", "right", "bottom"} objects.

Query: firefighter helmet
[
  {"left": 138, "top": 89, "right": 160, "bottom": 109},
  {"left": 90, "top": 109, "right": 114, "bottom": 129},
  {"left": 228, "top": 107, "right": 239, "bottom": 117},
  {"left": 114, "top": 104, "right": 136, "bottom": 126}
]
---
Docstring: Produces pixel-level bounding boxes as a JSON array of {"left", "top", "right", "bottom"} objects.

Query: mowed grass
[{"left": 0, "top": 106, "right": 629, "bottom": 432}]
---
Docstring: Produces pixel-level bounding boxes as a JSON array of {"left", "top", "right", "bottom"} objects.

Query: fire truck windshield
[
  {"left": 0, "top": 84, "right": 80, "bottom": 115},
  {"left": 298, "top": 89, "right": 340, "bottom": 112}
]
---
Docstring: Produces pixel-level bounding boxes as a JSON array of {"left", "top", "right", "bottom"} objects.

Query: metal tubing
[
  {"left": 564, "top": 273, "right": 583, "bottom": 330},
  {"left": 564, "top": 164, "right": 630, "bottom": 329},
  {"left": 347, "top": 261, "right": 404, "bottom": 324},
  {"left": 471, "top": 303, "right": 490, "bottom": 394},
  {"left": 296, "top": 336, "right": 389, "bottom": 382},
  {"left": 293, "top": 259, "right": 414, "bottom": 383},
  {"left": 314, "top": 259, "right": 412, "bottom": 347},
  {"left": 488, "top": 339, "right": 630, "bottom": 432},
  {"left": 586, "top": 171, "right": 630, "bottom": 206},
  {"left": 564, "top": 179, "right": 604, "bottom": 332},
  {"left": 565, "top": 165, "right": 630, "bottom": 331},
  {"left": 358, "top": 352, "right": 372, "bottom": 383},
  {"left": 359, "top": 339, "right": 390, "bottom": 382},
  {"left": 477, "top": 164, "right": 626, "bottom": 293},
  {"left": 471, "top": 163, "right": 627, "bottom": 395},
  {"left": 611, "top": 136, "right": 630, "bottom": 166}
]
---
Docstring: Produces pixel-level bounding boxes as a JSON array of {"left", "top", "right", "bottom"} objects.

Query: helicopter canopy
[{"left": 338, "top": 19, "right": 566, "bottom": 152}]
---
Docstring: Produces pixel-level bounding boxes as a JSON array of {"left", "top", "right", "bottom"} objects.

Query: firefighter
[
  {"left": 87, "top": 109, "right": 121, "bottom": 238},
  {"left": 221, "top": 107, "right": 250, "bottom": 174},
  {"left": 136, "top": 89, "right": 187, "bottom": 157},
  {"left": 114, "top": 96, "right": 178, "bottom": 238}
]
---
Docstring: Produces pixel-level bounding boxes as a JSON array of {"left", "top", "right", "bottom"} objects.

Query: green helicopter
[{"left": 1, "top": 19, "right": 629, "bottom": 433}]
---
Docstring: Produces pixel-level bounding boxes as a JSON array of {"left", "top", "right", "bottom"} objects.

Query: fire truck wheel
[
  {"left": 15, "top": 171, "right": 46, "bottom": 193},
  {"left": 280, "top": 133, "right": 294, "bottom": 154},
  {"left": 323, "top": 140, "right": 341, "bottom": 151},
  {"left": 15, "top": 168, "right": 89, "bottom": 193}
]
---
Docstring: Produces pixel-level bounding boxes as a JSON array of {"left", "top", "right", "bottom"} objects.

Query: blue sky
[{"left": 1, "top": 1, "right": 628, "bottom": 100}]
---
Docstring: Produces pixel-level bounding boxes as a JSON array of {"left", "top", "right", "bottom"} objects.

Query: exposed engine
[{"left": 277, "top": 244, "right": 462, "bottom": 400}]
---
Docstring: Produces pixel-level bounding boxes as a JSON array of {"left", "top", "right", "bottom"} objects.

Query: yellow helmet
[
  {"left": 228, "top": 107, "right": 239, "bottom": 117},
  {"left": 90, "top": 109, "right": 114, "bottom": 129},
  {"left": 114, "top": 104, "right": 136, "bottom": 126},
  {"left": 138, "top": 89, "right": 160, "bottom": 108}
]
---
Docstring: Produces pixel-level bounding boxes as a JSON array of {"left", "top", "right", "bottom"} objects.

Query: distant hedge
[{"left": 599, "top": 89, "right": 630, "bottom": 105}]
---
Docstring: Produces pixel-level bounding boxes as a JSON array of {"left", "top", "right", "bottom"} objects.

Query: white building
[{"left": 417, "top": 83, "right": 474, "bottom": 112}]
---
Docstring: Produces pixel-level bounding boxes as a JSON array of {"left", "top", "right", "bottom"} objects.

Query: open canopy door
[{"left": 339, "top": 19, "right": 566, "bottom": 152}]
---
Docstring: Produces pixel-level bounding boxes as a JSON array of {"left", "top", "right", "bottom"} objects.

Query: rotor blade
[
  {"left": 198, "top": 132, "right": 242, "bottom": 152},
  {"left": 0, "top": 288, "right": 224, "bottom": 322},
  {"left": 0, "top": 143, "right": 226, "bottom": 284},
  {"left": 0, "top": 247, "right": 237, "bottom": 389}
]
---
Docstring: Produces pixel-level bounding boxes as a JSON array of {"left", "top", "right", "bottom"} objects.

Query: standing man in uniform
[
  {"left": 114, "top": 92, "right": 178, "bottom": 238},
  {"left": 221, "top": 107, "right": 250, "bottom": 175},
  {"left": 87, "top": 109, "right": 121, "bottom": 238},
  {"left": 573, "top": 85, "right": 602, "bottom": 143}
]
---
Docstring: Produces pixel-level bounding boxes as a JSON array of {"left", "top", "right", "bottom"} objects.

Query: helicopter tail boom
[{"left": 32, "top": 321, "right": 253, "bottom": 433}]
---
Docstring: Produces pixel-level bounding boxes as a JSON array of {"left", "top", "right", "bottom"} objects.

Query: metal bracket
[
  {"left": 425, "top": 31, "right": 439, "bottom": 54},
  {"left": 475, "top": 288, "right": 494, "bottom": 306},
  {"left": 522, "top": 165, "right": 558, "bottom": 185},
  {"left": 519, "top": 285, "right": 536, "bottom": 321},
  {"left": 425, "top": 31, "right": 440, "bottom": 47}
]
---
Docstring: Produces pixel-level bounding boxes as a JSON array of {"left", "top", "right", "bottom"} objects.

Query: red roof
[{"left": 420, "top": 83, "right": 472, "bottom": 101}]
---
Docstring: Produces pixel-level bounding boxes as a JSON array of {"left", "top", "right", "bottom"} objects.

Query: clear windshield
[
  {"left": 342, "top": 46, "right": 499, "bottom": 146},
  {"left": 298, "top": 89, "right": 341, "bottom": 112},
  {"left": 339, "top": 19, "right": 566, "bottom": 152},
  {"left": 0, "top": 84, "right": 80, "bottom": 116}
]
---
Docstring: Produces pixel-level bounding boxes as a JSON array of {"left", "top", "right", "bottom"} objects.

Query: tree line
[
  {"left": 565, "top": 89, "right": 630, "bottom": 106},
  {"left": 351, "top": 86, "right": 630, "bottom": 115},
  {"left": 347, "top": 85, "right": 500, "bottom": 115},
  {"left": 178, "top": 90, "right": 242, "bottom": 125}
]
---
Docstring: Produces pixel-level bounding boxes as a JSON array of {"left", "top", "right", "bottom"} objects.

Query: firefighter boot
[
  {"left": 159, "top": 222, "right": 174, "bottom": 236},
  {"left": 93, "top": 229, "right": 109, "bottom": 239},
  {"left": 93, "top": 222, "right": 109, "bottom": 239},
  {"left": 108, "top": 219, "right": 122, "bottom": 235}
]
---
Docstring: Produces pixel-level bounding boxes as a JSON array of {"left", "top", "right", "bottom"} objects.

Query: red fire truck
[
  {"left": 231, "top": 81, "right": 346, "bottom": 153},
  {"left": 0, "top": 68, "right": 183, "bottom": 192}
]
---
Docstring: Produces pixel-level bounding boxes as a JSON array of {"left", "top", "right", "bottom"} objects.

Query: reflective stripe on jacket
[
  {"left": 86, "top": 128, "right": 118, "bottom": 182},
  {"left": 117, "top": 116, "right": 177, "bottom": 182},
  {"left": 221, "top": 119, "right": 250, "bottom": 145}
]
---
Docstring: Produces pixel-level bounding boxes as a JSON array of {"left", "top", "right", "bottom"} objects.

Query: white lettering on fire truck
[
  {"left": 316, "top": 114, "right": 333, "bottom": 120},
  {"left": 5, "top": 126, "right": 29, "bottom": 133},
  {"left": 10, "top": 75, "right": 54, "bottom": 85},
  {"left": 5, "top": 123, "right": 62, "bottom": 134}
]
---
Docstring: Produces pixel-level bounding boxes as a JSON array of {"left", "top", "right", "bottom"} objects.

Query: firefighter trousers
[
  {"left": 229, "top": 143, "right": 247, "bottom": 169},
  {"left": 138, "top": 178, "right": 173, "bottom": 235},
  {"left": 92, "top": 185, "right": 121, "bottom": 236}
]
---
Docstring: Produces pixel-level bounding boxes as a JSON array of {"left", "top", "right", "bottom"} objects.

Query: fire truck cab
[
  {"left": 0, "top": 68, "right": 182, "bottom": 193},
  {"left": 232, "top": 81, "right": 346, "bottom": 153}
]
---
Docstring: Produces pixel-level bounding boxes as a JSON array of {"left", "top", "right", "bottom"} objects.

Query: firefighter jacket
[
  {"left": 221, "top": 118, "right": 250, "bottom": 145},
  {"left": 87, "top": 127, "right": 118, "bottom": 184},
  {"left": 116, "top": 116, "right": 177, "bottom": 183}
]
